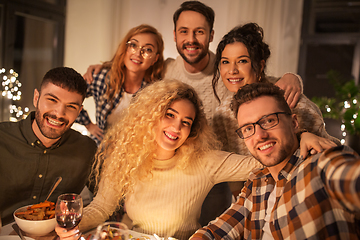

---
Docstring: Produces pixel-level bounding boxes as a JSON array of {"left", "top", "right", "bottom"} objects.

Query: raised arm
[
  {"left": 83, "top": 64, "right": 104, "bottom": 84},
  {"left": 298, "top": 131, "right": 337, "bottom": 158},
  {"left": 318, "top": 145, "right": 360, "bottom": 212},
  {"left": 270, "top": 73, "right": 303, "bottom": 109}
]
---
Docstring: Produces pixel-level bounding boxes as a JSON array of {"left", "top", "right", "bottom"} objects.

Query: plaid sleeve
[
  {"left": 191, "top": 180, "right": 256, "bottom": 240},
  {"left": 318, "top": 145, "right": 360, "bottom": 212},
  {"left": 75, "top": 108, "right": 91, "bottom": 126},
  {"left": 75, "top": 69, "right": 109, "bottom": 126}
]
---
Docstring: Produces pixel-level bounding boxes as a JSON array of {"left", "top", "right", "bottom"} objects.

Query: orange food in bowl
[{"left": 13, "top": 202, "right": 56, "bottom": 236}]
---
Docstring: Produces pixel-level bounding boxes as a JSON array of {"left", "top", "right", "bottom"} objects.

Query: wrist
[
  {"left": 296, "top": 129, "right": 308, "bottom": 141},
  {"left": 282, "top": 72, "right": 303, "bottom": 93}
]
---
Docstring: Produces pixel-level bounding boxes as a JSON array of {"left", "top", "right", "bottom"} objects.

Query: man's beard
[
  {"left": 176, "top": 41, "right": 209, "bottom": 64},
  {"left": 35, "top": 110, "right": 70, "bottom": 139},
  {"left": 253, "top": 137, "right": 295, "bottom": 168}
]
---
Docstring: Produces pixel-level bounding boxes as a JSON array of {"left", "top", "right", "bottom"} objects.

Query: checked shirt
[
  {"left": 76, "top": 68, "right": 145, "bottom": 144},
  {"left": 192, "top": 146, "right": 360, "bottom": 240}
]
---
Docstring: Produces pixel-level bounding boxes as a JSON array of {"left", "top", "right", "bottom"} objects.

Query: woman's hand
[
  {"left": 86, "top": 122, "right": 104, "bottom": 141},
  {"left": 83, "top": 64, "right": 103, "bottom": 84},
  {"left": 55, "top": 225, "right": 81, "bottom": 240},
  {"left": 299, "top": 132, "right": 337, "bottom": 158},
  {"left": 275, "top": 73, "right": 301, "bottom": 109}
]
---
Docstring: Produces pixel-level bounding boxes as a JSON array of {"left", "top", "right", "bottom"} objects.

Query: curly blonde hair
[
  {"left": 91, "top": 79, "right": 220, "bottom": 203},
  {"left": 103, "top": 24, "right": 165, "bottom": 102}
]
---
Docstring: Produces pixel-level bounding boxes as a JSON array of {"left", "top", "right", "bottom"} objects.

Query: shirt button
[
  {"left": 36, "top": 140, "right": 40, "bottom": 144},
  {"left": 43, "top": 150, "right": 47, "bottom": 154},
  {"left": 32, "top": 196, "right": 37, "bottom": 199},
  {"left": 31, "top": 143, "right": 35, "bottom": 146},
  {"left": 39, "top": 174, "right": 43, "bottom": 178}
]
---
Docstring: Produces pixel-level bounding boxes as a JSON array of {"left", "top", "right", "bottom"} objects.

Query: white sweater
[{"left": 79, "top": 151, "right": 262, "bottom": 240}]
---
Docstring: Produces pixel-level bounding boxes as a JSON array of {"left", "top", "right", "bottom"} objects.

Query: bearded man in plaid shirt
[{"left": 191, "top": 82, "right": 360, "bottom": 240}]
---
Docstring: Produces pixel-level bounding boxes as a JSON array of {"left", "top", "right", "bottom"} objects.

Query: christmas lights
[{"left": 1, "top": 68, "right": 29, "bottom": 121}]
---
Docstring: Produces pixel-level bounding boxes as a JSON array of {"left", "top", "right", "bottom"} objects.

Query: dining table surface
[
  {"left": 0, "top": 221, "right": 158, "bottom": 240},
  {"left": 0, "top": 222, "right": 58, "bottom": 240}
]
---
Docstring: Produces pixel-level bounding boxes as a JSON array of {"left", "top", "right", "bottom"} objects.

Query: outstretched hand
[
  {"left": 299, "top": 132, "right": 337, "bottom": 159},
  {"left": 275, "top": 73, "right": 301, "bottom": 109},
  {"left": 83, "top": 64, "right": 103, "bottom": 84}
]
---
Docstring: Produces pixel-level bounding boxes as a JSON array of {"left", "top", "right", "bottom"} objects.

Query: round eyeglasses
[
  {"left": 235, "top": 112, "right": 291, "bottom": 139},
  {"left": 126, "top": 40, "right": 156, "bottom": 59}
]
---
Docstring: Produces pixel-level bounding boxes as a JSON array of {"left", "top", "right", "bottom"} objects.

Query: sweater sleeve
[
  {"left": 79, "top": 177, "right": 120, "bottom": 232},
  {"left": 293, "top": 94, "right": 341, "bottom": 145},
  {"left": 267, "top": 73, "right": 304, "bottom": 94},
  {"left": 202, "top": 151, "right": 263, "bottom": 184}
]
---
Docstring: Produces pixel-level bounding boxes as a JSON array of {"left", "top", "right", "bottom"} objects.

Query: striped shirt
[{"left": 192, "top": 146, "right": 360, "bottom": 240}]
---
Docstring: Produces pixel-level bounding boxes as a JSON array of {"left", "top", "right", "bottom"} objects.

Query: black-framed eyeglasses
[
  {"left": 235, "top": 112, "right": 291, "bottom": 139},
  {"left": 126, "top": 40, "right": 156, "bottom": 59}
]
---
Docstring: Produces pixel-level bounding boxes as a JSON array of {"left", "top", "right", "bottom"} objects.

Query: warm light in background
[{"left": 1, "top": 68, "right": 29, "bottom": 121}]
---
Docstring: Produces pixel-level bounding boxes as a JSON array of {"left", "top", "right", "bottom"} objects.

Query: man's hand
[
  {"left": 83, "top": 64, "right": 102, "bottom": 84},
  {"left": 275, "top": 73, "right": 301, "bottom": 109},
  {"left": 299, "top": 132, "right": 336, "bottom": 158},
  {"left": 85, "top": 122, "right": 104, "bottom": 141}
]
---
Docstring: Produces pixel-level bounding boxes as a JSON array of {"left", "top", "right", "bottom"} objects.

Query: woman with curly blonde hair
[
  {"left": 56, "top": 79, "right": 335, "bottom": 240},
  {"left": 56, "top": 79, "right": 262, "bottom": 240},
  {"left": 76, "top": 24, "right": 165, "bottom": 144}
]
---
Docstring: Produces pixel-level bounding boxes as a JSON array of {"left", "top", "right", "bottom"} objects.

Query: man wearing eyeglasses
[{"left": 190, "top": 82, "right": 360, "bottom": 239}]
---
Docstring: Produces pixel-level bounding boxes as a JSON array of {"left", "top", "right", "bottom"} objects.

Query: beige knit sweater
[{"left": 79, "top": 151, "right": 262, "bottom": 239}]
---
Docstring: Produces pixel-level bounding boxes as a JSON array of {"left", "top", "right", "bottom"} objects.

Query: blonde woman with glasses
[{"left": 76, "top": 24, "right": 164, "bottom": 145}]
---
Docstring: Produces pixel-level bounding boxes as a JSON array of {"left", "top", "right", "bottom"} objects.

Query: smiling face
[
  {"left": 220, "top": 42, "right": 259, "bottom": 93},
  {"left": 237, "top": 96, "right": 298, "bottom": 168},
  {"left": 124, "top": 33, "right": 159, "bottom": 75},
  {"left": 174, "top": 10, "right": 214, "bottom": 65},
  {"left": 155, "top": 99, "right": 196, "bottom": 160},
  {"left": 32, "top": 83, "right": 83, "bottom": 147}
]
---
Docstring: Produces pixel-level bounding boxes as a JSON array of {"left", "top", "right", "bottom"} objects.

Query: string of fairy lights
[
  {"left": 325, "top": 99, "right": 359, "bottom": 145},
  {"left": 1, "top": 68, "right": 29, "bottom": 121}
]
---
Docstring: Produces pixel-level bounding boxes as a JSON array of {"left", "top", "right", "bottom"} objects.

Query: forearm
[
  {"left": 206, "top": 151, "right": 262, "bottom": 183},
  {"left": 75, "top": 109, "right": 91, "bottom": 126},
  {"left": 191, "top": 187, "right": 250, "bottom": 240},
  {"left": 79, "top": 180, "right": 119, "bottom": 231},
  {"left": 318, "top": 145, "right": 360, "bottom": 212},
  {"left": 293, "top": 95, "right": 340, "bottom": 145},
  {"left": 282, "top": 72, "right": 303, "bottom": 93}
]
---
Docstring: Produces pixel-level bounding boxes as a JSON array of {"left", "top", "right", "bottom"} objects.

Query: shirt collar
[
  {"left": 278, "top": 149, "right": 302, "bottom": 180},
  {"left": 20, "top": 111, "right": 67, "bottom": 149}
]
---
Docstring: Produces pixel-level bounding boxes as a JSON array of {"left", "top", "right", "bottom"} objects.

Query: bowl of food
[{"left": 13, "top": 201, "right": 57, "bottom": 236}]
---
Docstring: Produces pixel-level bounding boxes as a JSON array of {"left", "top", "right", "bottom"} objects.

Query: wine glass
[
  {"left": 91, "top": 222, "right": 128, "bottom": 240},
  {"left": 55, "top": 193, "right": 83, "bottom": 230}
]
